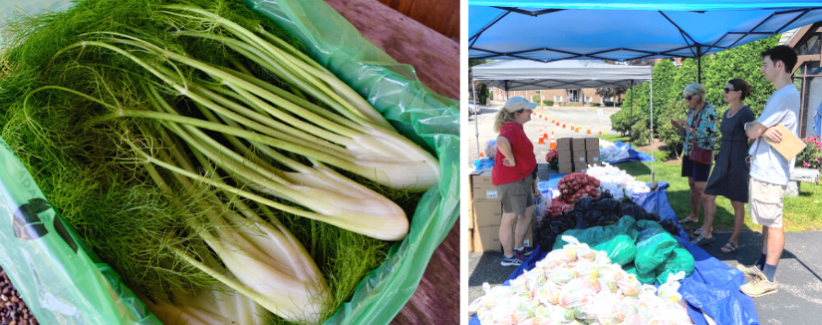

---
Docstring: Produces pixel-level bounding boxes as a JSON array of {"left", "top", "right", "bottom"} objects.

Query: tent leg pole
[
  {"left": 473, "top": 79, "right": 481, "bottom": 161},
  {"left": 650, "top": 79, "right": 654, "bottom": 183},
  {"left": 697, "top": 45, "right": 702, "bottom": 84},
  {"left": 629, "top": 80, "right": 634, "bottom": 144}
]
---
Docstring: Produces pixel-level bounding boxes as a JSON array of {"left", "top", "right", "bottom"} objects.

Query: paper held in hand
[{"left": 765, "top": 123, "right": 806, "bottom": 161}]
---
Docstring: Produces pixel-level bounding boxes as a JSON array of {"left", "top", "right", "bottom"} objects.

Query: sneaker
[
  {"left": 740, "top": 275, "right": 778, "bottom": 298},
  {"left": 516, "top": 246, "right": 534, "bottom": 257},
  {"left": 736, "top": 264, "right": 765, "bottom": 278},
  {"left": 501, "top": 253, "right": 525, "bottom": 266}
]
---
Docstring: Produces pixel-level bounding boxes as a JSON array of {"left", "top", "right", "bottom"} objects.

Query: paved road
[
  {"left": 469, "top": 231, "right": 822, "bottom": 324},
  {"left": 466, "top": 101, "right": 619, "bottom": 165}
]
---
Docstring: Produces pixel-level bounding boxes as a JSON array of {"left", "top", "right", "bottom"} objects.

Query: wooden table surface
[{"left": 323, "top": 0, "right": 460, "bottom": 324}]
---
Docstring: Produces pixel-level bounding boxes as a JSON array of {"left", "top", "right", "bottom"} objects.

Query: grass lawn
[
  {"left": 616, "top": 150, "right": 822, "bottom": 233},
  {"left": 595, "top": 134, "right": 630, "bottom": 143}
]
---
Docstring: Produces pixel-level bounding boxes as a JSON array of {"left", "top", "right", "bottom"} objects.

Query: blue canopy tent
[{"left": 470, "top": 1, "right": 822, "bottom": 180}]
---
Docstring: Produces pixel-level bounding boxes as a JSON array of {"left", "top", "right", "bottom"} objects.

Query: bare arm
[
  {"left": 745, "top": 121, "right": 783, "bottom": 143},
  {"left": 496, "top": 136, "right": 516, "bottom": 167}
]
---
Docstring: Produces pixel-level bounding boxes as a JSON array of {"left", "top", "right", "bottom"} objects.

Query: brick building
[{"left": 491, "top": 88, "right": 623, "bottom": 105}]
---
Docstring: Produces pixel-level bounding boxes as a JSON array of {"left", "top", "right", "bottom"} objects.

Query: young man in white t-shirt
[{"left": 739, "top": 45, "right": 800, "bottom": 297}]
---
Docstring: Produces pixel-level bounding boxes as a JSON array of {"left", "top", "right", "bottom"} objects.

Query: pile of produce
[
  {"left": 469, "top": 237, "right": 693, "bottom": 325},
  {"left": 545, "top": 149, "right": 559, "bottom": 169},
  {"left": 554, "top": 218, "right": 694, "bottom": 285},
  {"left": 585, "top": 164, "right": 650, "bottom": 198},
  {"left": 0, "top": 0, "right": 437, "bottom": 324},
  {"left": 599, "top": 141, "right": 631, "bottom": 163},
  {"left": 545, "top": 149, "right": 559, "bottom": 163},
  {"left": 557, "top": 173, "right": 601, "bottom": 204},
  {"left": 537, "top": 194, "right": 667, "bottom": 250}
]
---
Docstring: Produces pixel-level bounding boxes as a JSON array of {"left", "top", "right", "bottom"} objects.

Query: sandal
[
  {"left": 693, "top": 227, "right": 710, "bottom": 236},
  {"left": 678, "top": 217, "right": 699, "bottom": 224},
  {"left": 720, "top": 241, "right": 739, "bottom": 253},
  {"left": 691, "top": 234, "right": 715, "bottom": 246}
]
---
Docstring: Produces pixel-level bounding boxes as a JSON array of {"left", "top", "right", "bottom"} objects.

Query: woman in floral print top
[
  {"left": 672, "top": 83, "right": 718, "bottom": 240},
  {"left": 679, "top": 100, "right": 718, "bottom": 156}
]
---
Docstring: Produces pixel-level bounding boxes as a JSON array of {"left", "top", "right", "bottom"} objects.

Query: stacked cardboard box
[
  {"left": 471, "top": 170, "right": 502, "bottom": 252},
  {"left": 470, "top": 170, "right": 536, "bottom": 252},
  {"left": 586, "top": 138, "right": 601, "bottom": 167},
  {"left": 557, "top": 138, "right": 574, "bottom": 174}
]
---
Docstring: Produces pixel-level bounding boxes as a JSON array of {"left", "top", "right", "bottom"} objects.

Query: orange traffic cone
[
  {"left": 587, "top": 124, "right": 592, "bottom": 134},
  {"left": 576, "top": 126, "right": 580, "bottom": 133},
  {"left": 599, "top": 128, "right": 602, "bottom": 136},
  {"left": 544, "top": 116, "right": 548, "bottom": 121},
  {"left": 549, "top": 132, "right": 557, "bottom": 149},
  {"left": 538, "top": 137, "right": 545, "bottom": 144},
  {"left": 562, "top": 121, "right": 566, "bottom": 128},
  {"left": 480, "top": 152, "right": 484, "bottom": 158}
]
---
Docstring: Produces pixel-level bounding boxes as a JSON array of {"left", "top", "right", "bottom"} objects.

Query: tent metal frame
[{"left": 469, "top": 7, "right": 821, "bottom": 83}]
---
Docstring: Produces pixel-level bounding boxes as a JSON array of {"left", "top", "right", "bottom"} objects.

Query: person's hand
[
  {"left": 503, "top": 156, "right": 516, "bottom": 167},
  {"left": 764, "top": 126, "right": 783, "bottom": 143},
  {"left": 669, "top": 117, "right": 679, "bottom": 126},
  {"left": 534, "top": 188, "right": 542, "bottom": 198}
]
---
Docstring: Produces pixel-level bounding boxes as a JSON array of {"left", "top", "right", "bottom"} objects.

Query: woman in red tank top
[{"left": 491, "top": 97, "right": 540, "bottom": 266}]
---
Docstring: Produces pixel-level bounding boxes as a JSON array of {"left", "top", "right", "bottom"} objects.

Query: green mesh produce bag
[{"left": 0, "top": 0, "right": 459, "bottom": 324}]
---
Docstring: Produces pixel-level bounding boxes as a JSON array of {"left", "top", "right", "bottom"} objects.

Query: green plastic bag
[
  {"left": 0, "top": 138, "right": 160, "bottom": 324},
  {"left": 0, "top": 0, "right": 459, "bottom": 324},
  {"left": 553, "top": 216, "right": 638, "bottom": 265},
  {"left": 623, "top": 263, "right": 654, "bottom": 284},
  {"left": 634, "top": 222, "right": 678, "bottom": 274},
  {"left": 654, "top": 246, "right": 695, "bottom": 285}
]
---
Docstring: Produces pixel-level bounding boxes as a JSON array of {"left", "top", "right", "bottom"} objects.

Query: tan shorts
[
  {"left": 749, "top": 177, "right": 785, "bottom": 228},
  {"left": 497, "top": 176, "right": 535, "bottom": 216}
]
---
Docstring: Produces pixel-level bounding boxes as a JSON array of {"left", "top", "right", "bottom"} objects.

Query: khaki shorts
[
  {"left": 497, "top": 176, "right": 535, "bottom": 216},
  {"left": 749, "top": 177, "right": 785, "bottom": 228}
]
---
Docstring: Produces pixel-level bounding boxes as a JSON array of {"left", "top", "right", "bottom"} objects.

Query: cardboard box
[
  {"left": 574, "top": 150, "right": 587, "bottom": 163},
  {"left": 473, "top": 219, "right": 535, "bottom": 252},
  {"left": 468, "top": 202, "right": 475, "bottom": 229},
  {"left": 474, "top": 226, "right": 501, "bottom": 252},
  {"left": 469, "top": 230, "right": 474, "bottom": 252},
  {"left": 558, "top": 151, "right": 574, "bottom": 163},
  {"left": 572, "top": 139, "right": 586, "bottom": 151},
  {"left": 574, "top": 163, "right": 589, "bottom": 173},
  {"left": 585, "top": 138, "right": 600, "bottom": 150},
  {"left": 513, "top": 218, "right": 535, "bottom": 248},
  {"left": 557, "top": 138, "right": 573, "bottom": 151},
  {"left": 473, "top": 200, "right": 502, "bottom": 228},
  {"left": 586, "top": 150, "right": 601, "bottom": 164},
  {"left": 471, "top": 170, "right": 499, "bottom": 201},
  {"left": 559, "top": 162, "right": 574, "bottom": 174}
]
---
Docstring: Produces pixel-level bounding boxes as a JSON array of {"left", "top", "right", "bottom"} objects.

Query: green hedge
[{"left": 543, "top": 100, "right": 554, "bottom": 106}]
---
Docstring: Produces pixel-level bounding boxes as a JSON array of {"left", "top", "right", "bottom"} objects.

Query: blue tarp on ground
[
  {"left": 470, "top": 182, "right": 759, "bottom": 325},
  {"left": 609, "top": 141, "right": 656, "bottom": 164}
]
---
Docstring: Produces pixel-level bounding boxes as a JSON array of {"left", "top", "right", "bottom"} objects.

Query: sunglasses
[
  {"left": 723, "top": 87, "right": 737, "bottom": 93},
  {"left": 684, "top": 95, "right": 693, "bottom": 101}
]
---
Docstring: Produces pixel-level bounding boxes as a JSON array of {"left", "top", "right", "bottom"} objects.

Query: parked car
[{"left": 467, "top": 102, "right": 479, "bottom": 116}]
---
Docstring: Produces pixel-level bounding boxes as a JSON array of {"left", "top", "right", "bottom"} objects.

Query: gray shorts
[{"left": 497, "top": 176, "right": 535, "bottom": 216}]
